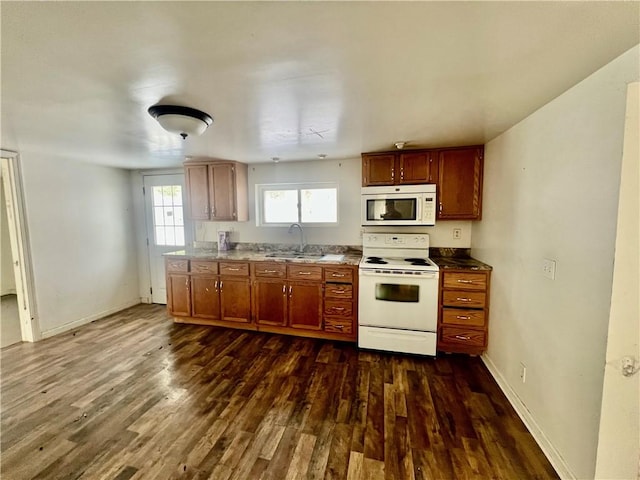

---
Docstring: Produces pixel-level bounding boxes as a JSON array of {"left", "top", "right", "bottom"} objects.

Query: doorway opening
[{"left": 1, "top": 152, "right": 38, "bottom": 345}]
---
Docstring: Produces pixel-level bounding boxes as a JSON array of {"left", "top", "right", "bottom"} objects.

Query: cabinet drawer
[
  {"left": 442, "top": 291, "right": 486, "bottom": 308},
  {"left": 324, "top": 301, "right": 353, "bottom": 318},
  {"left": 442, "top": 308, "right": 485, "bottom": 327},
  {"left": 219, "top": 262, "right": 249, "bottom": 276},
  {"left": 166, "top": 259, "right": 189, "bottom": 272},
  {"left": 190, "top": 261, "right": 218, "bottom": 275},
  {"left": 440, "top": 327, "right": 485, "bottom": 347},
  {"left": 287, "top": 264, "right": 323, "bottom": 281},
  {"left": 324, "top": 318, "right": 353, "bottom": 335},
  {"left": 442, "top": 272, "right": 487, "bottom": 290},
  {"left": 253, "top": 262, "right": 286, "bottom": 278},
  {"left": 325, "top": 284, "right": 353, "bottom": 299},
  {"left": 324, "top": 267, "right": 353, "bottom": 283}
]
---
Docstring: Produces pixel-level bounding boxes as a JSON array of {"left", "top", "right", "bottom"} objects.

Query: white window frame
[{"left": 255, "top": 182, "right": 339, "bottom": 227}]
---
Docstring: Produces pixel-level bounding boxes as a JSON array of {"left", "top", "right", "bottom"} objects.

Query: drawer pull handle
[
  {"left": 334, "top": 325, "right": 344, "bottom": 329},
  {"left": 456, "top": 279, "right": 476, "bottom": 284},
  {"left": 262, "top": 270, "right": 277, "bottom": 274},
  {"left": 282, "top": 285, "right": 286, "bottom": 295},
  {"left": 456, "top": 297, "right": 472, "bottom": 302},
  {"left": 456, "top": 315, "right": 471, "bottom": 320},
  {"left": 455, "top": 335, "right": 471, "bottom": 340},
  {"left": 332, "top": 273, "right": 345, "bottom": 277},
  {"left": 334, "top": 289, "right": 345, "bottom": 294},
  {"left": 226, "top": 267, "right": 240, "bottom": 271},
  {"left": 332, "top": 307, "right": 345, "bottom": 312},
  {"left": 298, "top": 272, "right": 312, "bottom": 276}
]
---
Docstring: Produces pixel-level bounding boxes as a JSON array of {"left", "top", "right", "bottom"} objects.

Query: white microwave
[{"left": 361, "top": 184, "right": 437, "bottom": 226}]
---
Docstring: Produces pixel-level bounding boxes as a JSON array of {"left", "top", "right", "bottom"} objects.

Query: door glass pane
[
  {"left": 375, "top": 283, "right": 419, "bottom": 302},
  {"left": 152, "top": 185, "right": 185, "bottom": 246},
  {"left": 366, "top": 198, "right": 417, "bottom": 221}
]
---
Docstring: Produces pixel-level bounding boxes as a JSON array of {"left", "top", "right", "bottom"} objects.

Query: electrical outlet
[
  {"left": 519, "top": 362, "right": 527, "bottom": 383},
  {"left": 453, "top": 228, "right": 462, "bottom": 240},
  {"left": 542, "top": 259, "right": 556, "bottom": 280}
]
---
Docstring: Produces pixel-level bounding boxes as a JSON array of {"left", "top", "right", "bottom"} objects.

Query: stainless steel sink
[
  {"left": 265, "top": 252, "right": 323, "bottom": 259},
  {"left": 264, "top": 252, "right": 344, "bottom": 261}
]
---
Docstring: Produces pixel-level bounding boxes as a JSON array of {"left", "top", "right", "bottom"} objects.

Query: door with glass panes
[{"left": 144, "top": 174, "right": 188, "bottom": 304}]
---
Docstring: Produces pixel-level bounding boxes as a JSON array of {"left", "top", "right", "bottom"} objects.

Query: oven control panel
[{"left": 363, "top": 233, "right": 429, "bottom": 249}]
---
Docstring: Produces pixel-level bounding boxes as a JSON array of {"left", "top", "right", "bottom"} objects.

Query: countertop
[
  {"left": 431, "top": 256, "right": 493, "bottom": 271},
  {"left": 164, "top": 248, "right": 362, "bottom": 267},
  {"left": 165, "top": 249, "right": 491, "bottom": 271}
]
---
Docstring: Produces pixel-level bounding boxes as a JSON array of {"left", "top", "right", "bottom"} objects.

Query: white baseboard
[
  {"left": 481, "top": 353, "right": 576, "bottom": 480},
  {"left": 40, "top": 299, "right": 141, "bottom": 339}
]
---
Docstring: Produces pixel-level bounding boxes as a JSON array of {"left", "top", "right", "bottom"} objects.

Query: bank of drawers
[
  {"left": 438, "top": 270, "right": 491, "bottom": 355},
  {"left": 323, "top": 266, "right": 355, "bottom": 335}
]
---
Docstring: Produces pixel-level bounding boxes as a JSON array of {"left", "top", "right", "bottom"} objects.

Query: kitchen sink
[
  {"left": 265, "top": 252, "right": 323, "bottom": 259},
  {"left": 264, "top": 252, "right": 344, "bottom": 261}
]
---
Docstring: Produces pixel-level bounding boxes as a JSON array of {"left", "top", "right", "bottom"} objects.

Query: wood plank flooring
[{"left": 1, "top": 304, "right": 558, "bottom": 479}]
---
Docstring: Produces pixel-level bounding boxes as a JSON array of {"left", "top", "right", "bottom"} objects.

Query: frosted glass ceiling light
[{"left": 148, "top": 105, "right": 213, "bottom": 139}]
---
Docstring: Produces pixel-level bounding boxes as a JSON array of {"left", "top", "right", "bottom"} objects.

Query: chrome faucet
[{"left": 288, "top": 223, "right": 305, "bottom": 252}]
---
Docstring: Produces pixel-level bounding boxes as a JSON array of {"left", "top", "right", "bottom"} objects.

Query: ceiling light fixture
[
  {"left": 395, "top": 141, "right": 406, "bottom": 150},
  {"left": 148, "top": 105, "right": 213, "bottom": 139},
  {"left": 272, "top": 157, "right": 280, "bottom": 163},
  {"left": 317, "top": 154, "right": 327, "bottom": 159}
]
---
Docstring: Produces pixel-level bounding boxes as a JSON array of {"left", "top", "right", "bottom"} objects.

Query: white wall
[
  {"left": 472, "top": 45, "right": 639, "bottom": 479},
  {"left": 20, "top": 153, "right": 140, "bottom": 336},
  {"left": 1, "top": 178, "right": 17, "bottom": 295},
  {"left": 195, "top": 157, "right": 473, "bottom": 249}
]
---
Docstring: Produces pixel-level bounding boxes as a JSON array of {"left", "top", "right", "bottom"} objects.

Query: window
[
  {"left": 256, "top": 183, "right": 338, "bottom": 226},
  {"left": 152, "top": 185, "right": 185, "bottom": 246}
]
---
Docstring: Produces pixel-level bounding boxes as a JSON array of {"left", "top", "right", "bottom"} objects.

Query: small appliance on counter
[{"left": 217, "top": 231, "right": 231, "bottom": 251}]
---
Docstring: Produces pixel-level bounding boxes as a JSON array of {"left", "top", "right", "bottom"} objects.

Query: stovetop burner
[
  {"left": 405, "top": 257, "right": 430, "bottom": 265},
  {"left": 365, "top": 256, "right": 388, "bottom": 265}
]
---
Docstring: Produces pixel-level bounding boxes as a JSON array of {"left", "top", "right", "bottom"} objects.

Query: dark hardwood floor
[{"left": 1, "top": 304, "right": 558, "bottom": 480}]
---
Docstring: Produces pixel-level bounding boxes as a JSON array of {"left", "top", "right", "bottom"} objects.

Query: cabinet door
[
  {"left": 362, "top": 154, "right": 396, "bottom": 186},
  {"left": 191, "top": 276, "right": 220, "bottom": 320},
  {"left": 219, "top": 277, "right": 251, "bottom": 323},
  {"left": 399, "top": 151, "right": 434, "bottom": 184},
  {"left": 437, "top": 147, "right": 483, "bottom": 219},
  {"left": 209, "top": 163, "right": 236, "bottom": 221},
  {"left": 288, "top": 281, "right": 323, "bottom": 330},
  {"left": 254, "top": 279, "right": 287, "bottom": 326},
  {"left": 185, "top": 165, "right": 210, "bottom": 220},
  {"left": 167, "top": 274, "right": 191, "bottom": 316}
]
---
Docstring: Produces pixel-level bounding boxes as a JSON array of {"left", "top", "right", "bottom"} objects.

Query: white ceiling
[{"left": 2, "top": 1, "right": 639, "bottom": 169}]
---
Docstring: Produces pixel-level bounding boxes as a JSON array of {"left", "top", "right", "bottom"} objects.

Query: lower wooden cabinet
[
  {"left": 165, "top": 257, "right": 358, "bottom": 342},
  {"left": 288, "top": 281, "right": 323, "bottom": 331},
  {"left": 437, "top": 270, "right": 491, "bottom": 355},
  {"left": 167, "top": 273, "right": 191, "bottom": 317}
]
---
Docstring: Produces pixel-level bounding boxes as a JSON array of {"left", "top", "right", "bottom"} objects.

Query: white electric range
[{"left": 358, "top": 233, "right": 439, "bottom": 356}]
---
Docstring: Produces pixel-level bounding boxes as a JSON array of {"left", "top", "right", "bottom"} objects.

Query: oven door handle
[{"left": 359, "top": 270, "right": 438, "bottom": 280}]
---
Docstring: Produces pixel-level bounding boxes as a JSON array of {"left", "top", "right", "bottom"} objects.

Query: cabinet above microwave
[{"left": 361, "top": 145, "right": 483, "bottom": 221}]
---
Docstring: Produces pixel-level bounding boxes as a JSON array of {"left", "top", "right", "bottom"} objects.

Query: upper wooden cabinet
[
  {"left": 437, "top": 147, "right": 483, "bottom": 220},
  {"left": 184, "top": 159, "right": 249, "bottom": 221},
  {"left": 361, "top": 145, "right": 483, "bottom": 220},
  {"left": 362, "top": 151, "right": 436, "bottom": 186}
]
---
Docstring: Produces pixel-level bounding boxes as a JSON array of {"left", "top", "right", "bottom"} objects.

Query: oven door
[
  {"left": 358, "top": 270, "right": 439, "bottom": 331},
  {"left": 361, "top": 193, "right": 423, "bottom": 226}
]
